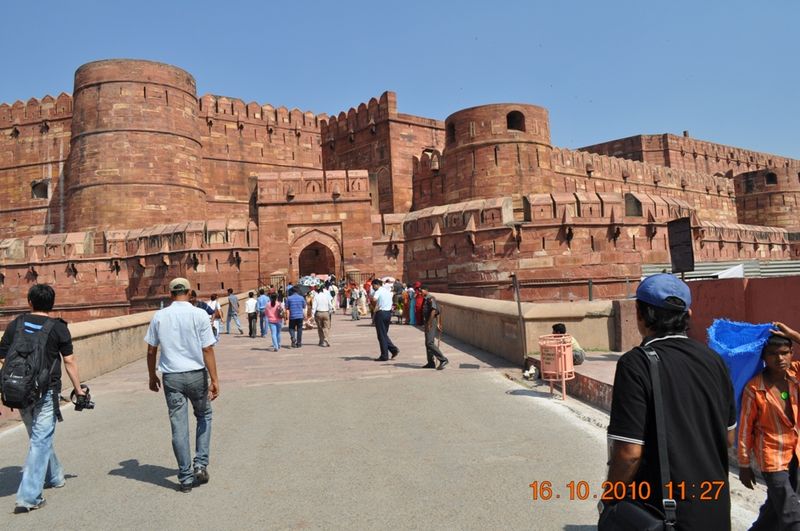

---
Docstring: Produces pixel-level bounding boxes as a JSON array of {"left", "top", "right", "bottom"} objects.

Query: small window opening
[
  {"left": 766, "top": 172, "right": 778, "bottom": 185},
  {"left": 31, "top": 180, "right": 49, "bottom": 199},
  {"left": 624, "top": 193, "right": 642, "bottom": 216},
  {"left": 506, "top": 111, "right": 525, "bottom": 131}
]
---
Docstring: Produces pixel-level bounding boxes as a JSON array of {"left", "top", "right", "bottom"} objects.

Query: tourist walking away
[
  {"left": 257, "top": 288, "right": 269, "bottom": 338},
  {"left": 552, "top": 323, "right": 586, "bottom": 366},
  {"left": 420, "top": 285, "right": 448, "bottom": 370},
  {"left": 408, "top": 283, "right": 417, "bottom": 325},
  {"left": 350, "top": 284, "right": 362, "bottom": 320},
  {"left": 0, "top": 284, "right": 89, "bottom": 513},
  {"left": 372, "top": 279, "right": 399, "bottom": 361},
  {"left": 739, "top": 324, "right": 800, "bottom": 530},
  {"left": 312, "top": 285, "right": 334, "bottom": 347},
  {"left": 206, "top": 294, "right": 221, "bottom": 342},
  {"left": 285, "top": 287, "right": 307, "bottom": 348},
  {"left": 264, "top": 293, "right": 284, "bottom": 351},
  {"left": 225, "top": 288, "right": 243, "bottom": 334},
  {"left": 145, "top": 278, "right": 219, "bottom": 493},
  {"left": 601, "top": 273, "right": 735, "bottom": 530},
  {"left": 245, "top": 291, "right": 257, "bottom": 338}
]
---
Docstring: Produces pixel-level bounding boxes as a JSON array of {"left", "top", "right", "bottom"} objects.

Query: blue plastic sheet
[{"left": 707, "top": 319, "right": 773, "bottom": 414}]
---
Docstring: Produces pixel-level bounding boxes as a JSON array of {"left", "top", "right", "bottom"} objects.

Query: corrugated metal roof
[{"left": 642, "top": 260, "right": 800, "bottom": 279}]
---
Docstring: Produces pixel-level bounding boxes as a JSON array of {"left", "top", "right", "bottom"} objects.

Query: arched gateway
[{"left": 298, "top": 241, "right": 336, "bottom": 277}]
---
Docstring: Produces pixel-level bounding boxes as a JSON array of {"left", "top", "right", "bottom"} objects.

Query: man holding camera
[
  {"left": 0, "top": 284, "right": 87, "bottom": 514},
  {"left": 145, "top": 278, "right": 220, "bottom": 493}
]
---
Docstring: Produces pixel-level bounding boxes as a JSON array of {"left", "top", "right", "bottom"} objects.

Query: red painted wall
[{"left": 687, "top": 276, "right": 800, "bottom": 343}]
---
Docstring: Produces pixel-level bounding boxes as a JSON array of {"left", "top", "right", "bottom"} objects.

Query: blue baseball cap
[{"left": 636, "top": 273, "right": 691, "bottom": 311}]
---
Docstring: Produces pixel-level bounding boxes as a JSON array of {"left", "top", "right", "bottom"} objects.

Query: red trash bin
[{"left": 538, "top": 334, "right": 576, "bottom": 400}]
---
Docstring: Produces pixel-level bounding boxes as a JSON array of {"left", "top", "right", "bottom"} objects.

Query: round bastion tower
[
  {"left": 65, "top": 59, "right": 205, "bottom": 232},
  {"left": 441, "top": 103, "right": 554, "bottom": 204}
]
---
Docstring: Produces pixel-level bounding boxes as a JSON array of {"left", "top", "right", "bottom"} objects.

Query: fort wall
[
  {"left": 580, "top": 133, "right": 800, "bottom": 177},
  {"left": 0, "top": 94, "right": 73, "bottom": 238},
  {"left": 322, "top": 92, "right": 444, "bottom": 214},
  {"left": 734, "top": 167, "right": 800, "bottom": 232},
  {"left": 0, "top": 219, "right": 258, "bottom": 328},
  {"left": 199, "top": 94, "right": 325, "bottom": 220}
]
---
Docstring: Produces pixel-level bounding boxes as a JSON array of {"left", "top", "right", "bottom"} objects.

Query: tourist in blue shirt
[
  {"left": 256, "top": 288, "right": 269, "bottom": 338},
  {"left": 285, "top": 287, "right": 307, "bottom": 348}
]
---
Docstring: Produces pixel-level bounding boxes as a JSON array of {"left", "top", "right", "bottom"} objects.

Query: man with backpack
[{"left": 0, "top": 284, "right": 87, "bottom": 513}]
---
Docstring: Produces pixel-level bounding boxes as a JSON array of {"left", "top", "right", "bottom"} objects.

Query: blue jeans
[
  {"left": 17, "top": 390, "right": 64, "bottom": 507},
  {"left": 162, "top": 370, "right": 212, "bottom": 486},
  {"left": 226, "top": 310, "right": 242, "bottom": 333},
  {"left": 269, "top": 321, "right": 282, "bottom": 350},
  {"left": 259, "top": 311, "right": 268, "bottom": 337}
]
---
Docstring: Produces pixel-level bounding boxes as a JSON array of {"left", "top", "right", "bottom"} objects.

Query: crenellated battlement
[
  {"left": 0, "top": 93, "right": 73, "bottom": 126},
  {"left": 320, "top": 91, "right": 397, "bottom": 140},
  {"left": 199, "top": 94, "right": 327, "bottom": 132},
  {"left": 551, "top": 147, "right": 735, "bottom": 197}
]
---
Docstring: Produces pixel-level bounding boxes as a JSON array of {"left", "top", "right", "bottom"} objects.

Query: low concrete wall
[
  {"left": 68, "top": 294, "right": 245, "bottom": 381},
  {"left": 435, "top": 293, "right": 615, "bottom": 367}
]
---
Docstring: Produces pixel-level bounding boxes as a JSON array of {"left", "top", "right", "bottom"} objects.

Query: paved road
[{"left": 0, "top": 313, "right": 759, "bottom": 529}]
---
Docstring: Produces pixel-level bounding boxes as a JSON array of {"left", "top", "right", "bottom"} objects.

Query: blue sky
[{"left": 3, "top": 1, "right": 798, "bottom": 157}]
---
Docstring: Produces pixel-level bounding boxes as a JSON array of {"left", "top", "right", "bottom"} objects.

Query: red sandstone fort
[{"left": 1, "top": 59, "right": 799, "bottom": 326}]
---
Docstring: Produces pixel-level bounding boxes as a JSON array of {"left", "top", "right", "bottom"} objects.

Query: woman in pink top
[{"left": 264, "top": 293, "right": 285, "bottom": 351}]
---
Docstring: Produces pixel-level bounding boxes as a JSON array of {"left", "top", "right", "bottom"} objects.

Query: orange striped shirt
[{"left": 738, "top": 362, "right": 800, "bottom": 472}]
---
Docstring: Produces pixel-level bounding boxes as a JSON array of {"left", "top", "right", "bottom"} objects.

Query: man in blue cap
[{"left": 602, "top": 274, "right": 736, "bottom": 530}]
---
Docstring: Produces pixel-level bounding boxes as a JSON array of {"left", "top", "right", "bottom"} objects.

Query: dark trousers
[
  {"left": 751, "top": 456, "right": 800, "bottom": 530},
  {"left": 374, "top": 310, "right": 398, "bottom": 359},
  {"left": 247, "top": 313, "right": 257, "bottom": 338},
  {"left": 425, "top": 326, "right": 447, "bottom": 364},
  {"left": 289, "top": 318, "right": 303, "bottom": 346}
]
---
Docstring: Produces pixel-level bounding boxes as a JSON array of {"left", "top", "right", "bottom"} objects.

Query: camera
[{"left": 70, "top": 384, "right": 95, "bottom": 411}]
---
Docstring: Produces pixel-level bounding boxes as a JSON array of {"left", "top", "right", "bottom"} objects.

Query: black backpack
[{"left": 0, "top": 317, "right": 57, "bottom": 409}]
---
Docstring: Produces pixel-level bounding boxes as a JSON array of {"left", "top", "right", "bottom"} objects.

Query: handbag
[{"left": 598, "top": 346, "right": 677, "bottom": 530}]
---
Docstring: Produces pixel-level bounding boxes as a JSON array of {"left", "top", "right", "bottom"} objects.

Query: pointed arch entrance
[
  {"left": 289, "top": 228, "right": 343, "bottom": 280},
  {"left": 298, "top": 241, "right": 336, "bottom": 277}
]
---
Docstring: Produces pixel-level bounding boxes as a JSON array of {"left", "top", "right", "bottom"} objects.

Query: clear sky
[{"left": 3, "top": 0, "right": 798, "bottom": 158}]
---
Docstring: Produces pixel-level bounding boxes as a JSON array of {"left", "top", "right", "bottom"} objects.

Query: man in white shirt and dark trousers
[
  {"left": 145, "top": 277, "right": 220, "bottom": 493},
  {"left": 312, "top": 285, "right": 334, "bottom": 347},
  {"left": 372, "top": 279, "right": 400, "bottom": 361}
]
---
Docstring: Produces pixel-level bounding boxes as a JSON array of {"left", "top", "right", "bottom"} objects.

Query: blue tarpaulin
[{"left": 707, "top": 319, "right": 773, "bottom": 414}]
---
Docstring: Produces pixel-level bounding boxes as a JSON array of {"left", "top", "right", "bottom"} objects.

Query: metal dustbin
[{"left": 539, "top": 334, "right": 576, "bottom": 400}]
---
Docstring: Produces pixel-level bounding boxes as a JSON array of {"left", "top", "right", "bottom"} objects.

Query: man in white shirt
[
  {"left": 312, "top": 285, "right": 334, "bottom": 347},
  {"left": 145, "top": 277, "right": 220, "bottom": 493},
  {"left": 372, "top": 279, "right": 399, "bottom": 361},
  {"left": 244, "top": 291, "right": 258, "bottom": 338}
]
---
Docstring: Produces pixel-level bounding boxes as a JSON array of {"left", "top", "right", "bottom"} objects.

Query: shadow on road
[
  {"left": 564, "top": 526, "right": 596, "bottom": 530},
  {"left": 0, "top": 466, "right": 22, "bottom": 497},
  {"left": 340, "top": 356, "right": 373, "bottom": 361},
  {"left": 505, "top": 388, "right": 555, "bottom": 399},
  {"left": 108, "top": 459, "right": 177, "bottom": 490}
]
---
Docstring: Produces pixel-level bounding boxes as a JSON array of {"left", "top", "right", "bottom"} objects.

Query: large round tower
[
  {"left": 65, "top": 59, "right": 205, "bottom": 232},
  {"left": 441, "top": 103, "right": 554, "bottom": 204}
]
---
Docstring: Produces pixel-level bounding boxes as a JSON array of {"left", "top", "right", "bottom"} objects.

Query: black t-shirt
[
  {"left": 608, "top": 335, "right": 736, "bottom": 531},
  {"left": 0, "top": 314, "right": 73, "bottom": 391}
]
